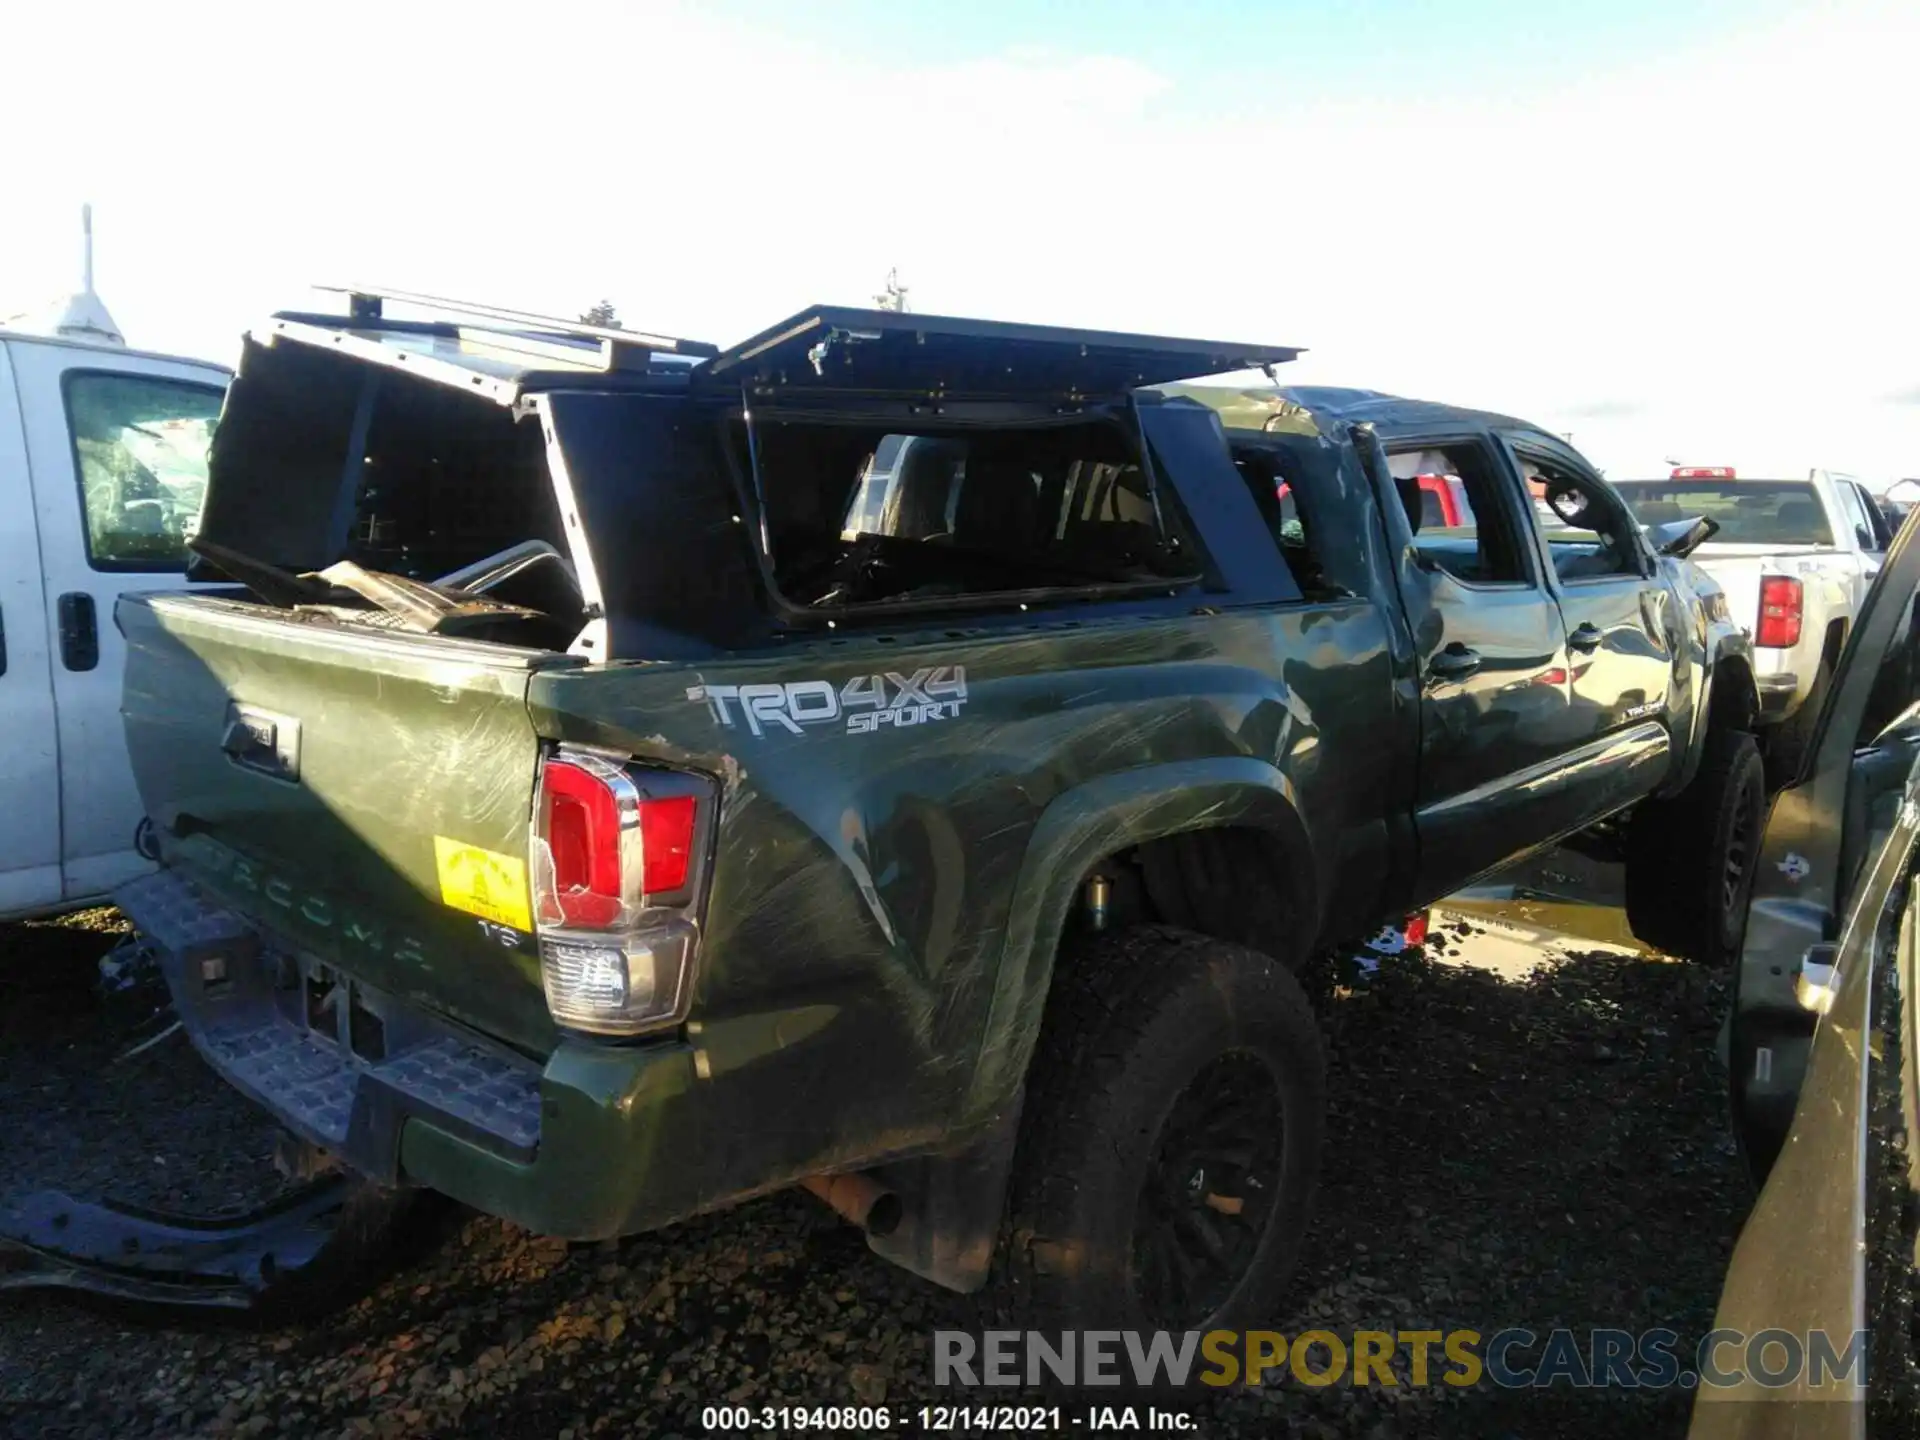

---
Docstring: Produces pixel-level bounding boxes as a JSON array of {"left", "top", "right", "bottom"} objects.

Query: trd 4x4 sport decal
[{"left": 688, "top": 667, "right": 969, "bottom": 737}]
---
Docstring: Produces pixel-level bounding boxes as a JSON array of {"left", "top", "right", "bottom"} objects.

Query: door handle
[
  {"left": 1428, "top": 643, "right": 1482, "bottom": 681},
  {"left": 220, "top": 701, "right": 302, "bottom": 782},
  {"left": 58, "top": 593, "right": 98, "bottom": 672},
  {"left": 1568, "top": 622, "right": 1604, "bottom": 652}
]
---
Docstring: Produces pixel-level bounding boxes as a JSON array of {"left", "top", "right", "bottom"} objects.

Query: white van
[{"left": 0, "top": 327, "right": 229, "bottom": 917}]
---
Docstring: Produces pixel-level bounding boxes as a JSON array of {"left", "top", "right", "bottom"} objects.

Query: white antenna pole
[{"left": 82, "top": 203, "right": 95, "bottom": 293}]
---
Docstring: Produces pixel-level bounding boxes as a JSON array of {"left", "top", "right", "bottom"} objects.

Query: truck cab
[{"left": 0, "top": 328, "right": 230, "bottom": 918}]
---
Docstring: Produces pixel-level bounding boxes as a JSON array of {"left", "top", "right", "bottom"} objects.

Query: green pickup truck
[{"left": 110, "top": 292, "right": 1759, "bottom": 1329}]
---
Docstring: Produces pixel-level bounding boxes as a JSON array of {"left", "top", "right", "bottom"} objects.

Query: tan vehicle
[{"left": 1692, "top": 507, "right": 1920, "bottom": 1436}]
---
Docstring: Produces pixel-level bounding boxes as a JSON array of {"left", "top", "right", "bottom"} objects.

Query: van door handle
[
  {"left": 58, "top": 593, "right": 99, "bottom": 672},
  {"left": 1568, "top": 622, "right": 1604, "bottom": 652},
  {"left": 1428, "top": 643, "right": 1482, "bottom": 681}
]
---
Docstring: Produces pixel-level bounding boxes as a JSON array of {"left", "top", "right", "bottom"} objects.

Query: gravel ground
[
  {"left": 0, "top": 911, "right": 288, "bottom": 1219},
  {"left": 0, "top": 907, "right": 1751, "bottom": 1440}
]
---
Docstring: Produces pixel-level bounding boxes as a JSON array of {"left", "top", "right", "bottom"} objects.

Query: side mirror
[{"left": 1646, "top": 514, "right": 1719, "bottom": 559}]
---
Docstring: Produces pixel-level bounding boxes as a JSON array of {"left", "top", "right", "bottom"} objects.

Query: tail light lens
[
  {"left": 1756, "top": 576, "right": 1803, "bottom": 648},
  {"left": 639, "top": 796, "right": 698, "bottom": 894},
  {"left": 531, "top": 749, "right": 712, "bottom": 1036},
  {"left": 1403, "top": 911, "right": 1430, "bottom": 948}
]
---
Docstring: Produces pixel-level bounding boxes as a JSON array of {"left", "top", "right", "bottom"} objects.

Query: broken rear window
[{"left": 736, "top": 415, "right": 1203, "bottom": 613}]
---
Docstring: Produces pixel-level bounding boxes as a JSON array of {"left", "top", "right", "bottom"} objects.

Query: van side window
[
  {"left": 63, "top": 372, "right": 223, "bottom": 572},
  {"left": 1383, "top": 443, "right": 1527, "bottom": 586}
]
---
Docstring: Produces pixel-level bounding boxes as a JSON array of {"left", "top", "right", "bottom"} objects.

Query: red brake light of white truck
[
  {"left": 1756, "top": 576, "right": 1804, "bottom": 648},
  {"left": 532, "top": 751, "right": 711, "bottom": 1035},
  {"left": 1671, "top": 466, "right": 1736, "bottom": 478}
]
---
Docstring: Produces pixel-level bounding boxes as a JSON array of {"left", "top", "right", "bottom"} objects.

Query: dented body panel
[
  {"left": 126, "top": 592, "right": 1400, "bottom": 1238},
  {"left": 115, "top": 302, "right": 1751, "bottom": 1252},
  {"left": 122, "top": 594, "right": 569, "bottom": 1054}
]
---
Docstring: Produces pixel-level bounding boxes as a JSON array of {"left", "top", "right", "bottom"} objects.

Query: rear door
[
  {"left": 0, "top": 341, "right": 63, "bottom": 915},
  {"left": 1378, "top": 434, "right": 1577, "bottom": 898},
  {"left": 9, "top": 342, "right": 228, "bottom": 901}
]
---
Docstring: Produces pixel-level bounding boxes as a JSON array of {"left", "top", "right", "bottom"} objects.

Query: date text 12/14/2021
[{"left": 699, "top": 1404, "right": 1199, "bottom": 1432}]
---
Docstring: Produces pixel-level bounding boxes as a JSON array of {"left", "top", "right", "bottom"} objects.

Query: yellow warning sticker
[{"left": 433, "top": 836, "right": 532, "bottom": 932}]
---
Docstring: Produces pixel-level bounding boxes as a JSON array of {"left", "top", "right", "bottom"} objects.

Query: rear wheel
[
  {"left": 1624, "top": 728, "right": 1766, "bottom": 966},
  {"left": 1002, "top": 926, "right": 1324, "bottom": 1329}
]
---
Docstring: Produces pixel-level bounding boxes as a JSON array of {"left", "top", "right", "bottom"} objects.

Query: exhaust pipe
[{"left": 799, "top": 1172, "right": 902, "bottom": 1238}]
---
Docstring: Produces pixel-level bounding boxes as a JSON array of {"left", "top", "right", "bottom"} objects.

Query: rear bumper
[
  {"left": 1755, "top": 670, "right": 1803, "bottom": 720},
  {"left": 116, "top": 869, "right": 711, "bottom": 1240}
]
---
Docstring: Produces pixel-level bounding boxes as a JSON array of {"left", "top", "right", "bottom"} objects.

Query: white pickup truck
[
  {"left": 1614, "top": 465, "right": 1892, "bottom": 775},
  {"left": 0, "top": 327, "right": 229, "bottom": 918}
]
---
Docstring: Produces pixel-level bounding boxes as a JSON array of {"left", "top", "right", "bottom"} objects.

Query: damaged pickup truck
[{"left": 82, "top": 291, "right": 1759, "bottom": 1328}]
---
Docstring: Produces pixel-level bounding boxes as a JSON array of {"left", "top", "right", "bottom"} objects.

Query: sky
[{"left": 5, "top": 0, "right": 1915, "bottom": 483}]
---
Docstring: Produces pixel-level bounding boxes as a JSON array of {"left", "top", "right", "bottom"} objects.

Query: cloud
[
  {"left": 1560, "top": 400, "right": 1648, "bottom": 421},
  {"left": 1882, "top": 387, "right": 1920, "bottom": 407},
  {"left": 3, "top": 0, "right": 1913, "bottom": 480}
]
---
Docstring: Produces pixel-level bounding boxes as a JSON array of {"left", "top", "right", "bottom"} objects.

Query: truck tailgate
[
  {"left": 1693, "top": 553, "right": 1766, "bottom": 633},
  {"left": 119, "top": 593, "right": 569, "bottom": 1055},
  {"left": 1692, "top": 545, "right": 1847, "bottom": 636}
]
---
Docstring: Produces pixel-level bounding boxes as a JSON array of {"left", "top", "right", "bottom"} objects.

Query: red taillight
[
  {"left": 540, "top": 758, "right": 626, "bottom": 928},
  {"left": 534, "top": 749, "right": 710, "bottom": 1035},
  {"left": 1403, "top": 911, "right": 1430, "bottom": 947},
  {"left": 1672, "top": 466, "right": 1736, "bottom": 478},
  {"left": 1757, "top": 576, "right": 1803, "bottom": 648},
  {"left": 537, "top": 757, "right": 704, "bottom": 931},
  {"left": 639, "top": 795, "right": 697, "bottom": 895}
]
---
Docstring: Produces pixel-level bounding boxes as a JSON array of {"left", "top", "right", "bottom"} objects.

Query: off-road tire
[
  {"left": 1001, "top": 925, "right": 1325, "bottom": 1331},
  {"left": 1624, "top": 728, "right": 1766, "bottom": 966}
]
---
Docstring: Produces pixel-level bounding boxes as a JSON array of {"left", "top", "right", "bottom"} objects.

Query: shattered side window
[
  {"left": 63, "top": 371, "right": 225, "bottom": 572},
  {"left": 1516, "top": 453, "right": 1643, "bottom": 582},
  {"left": 1231, "top": 441, "right": 1343, "bottom": 597},
  {"left": 1384, "top": 442, "right": 1530, "bottom": 586}
]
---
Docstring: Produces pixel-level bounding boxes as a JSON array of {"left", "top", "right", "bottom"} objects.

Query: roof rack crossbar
[{"left": 314, "top": 284, "right": 720, "bottom": 358}]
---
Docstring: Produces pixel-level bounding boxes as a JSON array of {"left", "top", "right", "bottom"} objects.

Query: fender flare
[
  {"left": 961, "top": 756, "right": 1317, "bottom": 1117},
  {"left": 1668, "top": 627, "right": 1758, "bottom": 796}
]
